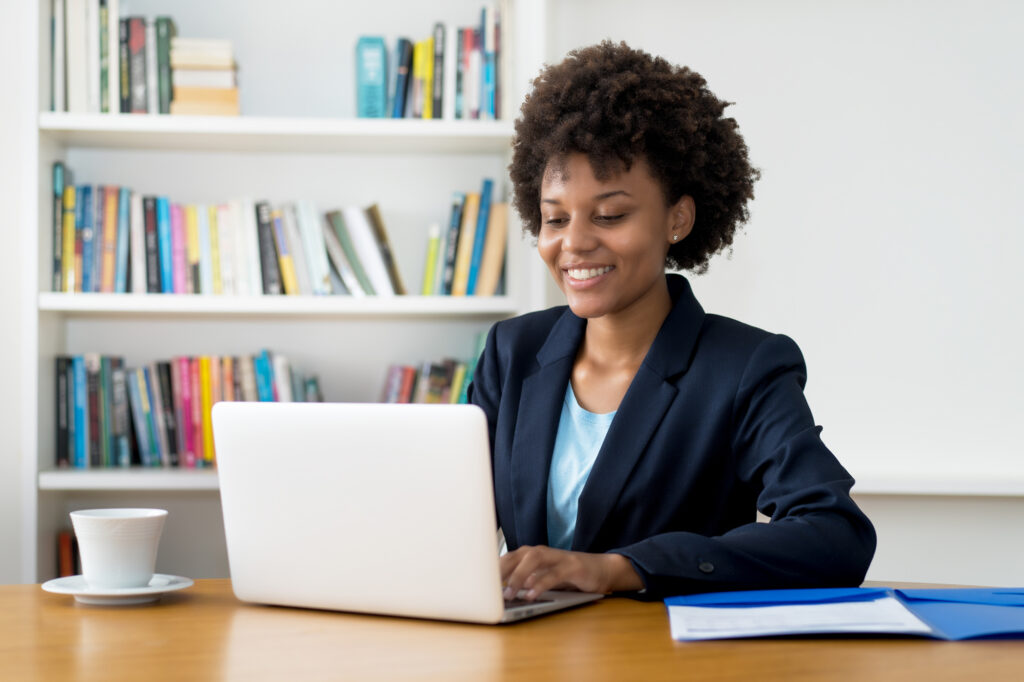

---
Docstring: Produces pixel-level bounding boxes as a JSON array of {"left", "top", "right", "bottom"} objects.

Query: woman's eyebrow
[{"left": 541, "top": 189, "right": 632, "bottom": 205}]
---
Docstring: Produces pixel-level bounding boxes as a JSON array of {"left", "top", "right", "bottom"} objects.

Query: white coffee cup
[{"left": 70, "top": 508, "right": 168, "bottom": 589}]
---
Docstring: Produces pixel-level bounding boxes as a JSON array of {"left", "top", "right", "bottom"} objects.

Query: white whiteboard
[{"left": 548, "top": 0, "right": 1024, "bottom": 484}]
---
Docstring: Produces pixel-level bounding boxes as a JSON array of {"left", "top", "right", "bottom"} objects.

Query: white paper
[{"left": 668, "top": 596, "right": 934, "bottom": 641}]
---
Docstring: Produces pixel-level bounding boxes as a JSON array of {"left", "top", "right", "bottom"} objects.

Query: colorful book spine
[
  {"left": 421, "top": 223, "right": 441, "bottom": 295},
  {"left": 156, "top": 197, "right": 173, "bottom": 293},
  {"left": 176, "top": 357, "right": 196, "bottom": 468},
  {"left": 125, "top": 367, "right": 151, "bottom": 466},
  {"left": 190, "top": 358, "right": 204, "bottom": 464},
  {"left": 391, "top": 38, "right": 413, "bottom": 118},
  {"left": 342, "top": 206, "right": 394, "bottom": 296},
  {"left": 356, "top": 36, "right": 388, "bottom": 118},
  {"left": 85, "top": 353, "right": 101, "bottom": 466},
  {"left": 170, "top": 203, "right": 186, "bottom": 294},
  {"left": 79, "top": 186, "right": 95, "bottom": 293},
  {"left": 326, "top": 211, "right": 373, "bottom": 295},
  {"left": 271, "top": 209, "right": 299, "bottom": 295},
  {"left": 441, "top": 192, "right": 465, "bottom": 295},
  {"left": 432, "top": 23, "right": 445, "bottom": 119},
  {"left": 52, "top": 163, "right": 65, "bottom": 291},
  {"left": 143, "top": 196, "right": 160, "bottom": 293},
  {"left": 98, "top": 356, "right": 112, "bottom": 466},
  {"left": 481, "top": 6, "right": 496, "bottom": 119},
  {"left": 208, "top": 206, "right": 223, "bottom": 294},
  {"left": 111, "top": 360, "right": 131, "bottom": 467},
  {"left": 155, "top": 17, "right": 175, "bottom": 114},
  {"left": 255, "top": 201, "right": 282, "bottom": 295},
  {"left": 364, "top": 204, "right": 405, "bottom": 295},
  {"left": 185, "top": 204, "right": 201, "bottom": 294},
  {"left": 143, "top": 365, "right": 166, "bottom": 466},
  {"left": 199, "top": 356, "right": 214, "bottom": 465},
  {"left": 475, "top": 202, "right": 508, "bottom": 297},
  {"left": 450, "top": 192, "right": 480, "bottom": 296},
  {"left": 99, "top": 187, "right": 118, "bottom": 292},
  {"left": 114, "top": 187, "right": 131, "bottom": 293},
  {"left": 465, "top": 178, "right": 494, "bottom": 295},
  {"left": 92, "top": 184, "right": 106, "bottom": 291},
  {"left": 61, "top": 186, "right": 77, "bottom": 292},
  {"left": 72, "top": 355, "right": 88, "bottom": 468},
  {"left": 197, "top": 204, "right": 214, "bottom": 294},
  {"left": 129, "top": 193, "right": 145, "bottom": 293},
  {"left": 55, "top": 356, "right": 70, "bottom": 468}
]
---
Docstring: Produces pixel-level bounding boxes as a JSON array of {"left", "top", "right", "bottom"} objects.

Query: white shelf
[
  {"left": 37, "top": 292, "right": 519, "bottom": 316},
  {"left": 852, "top": 472, "right": 1024, "bottom": 497},
  {"left": 38, "top": 469, "right": 219, "bottom": 491},
  {"left": 38, "top": 113, "right": 516, "bottom": 154}
]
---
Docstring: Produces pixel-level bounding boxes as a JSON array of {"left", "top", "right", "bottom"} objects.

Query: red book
[
  {"left": 189, "top": 357, "right": 204, "bottom": 465},
  {"left": 172, "top": 357, "right": 195, "bottom": 469},
  {"left": 171, "top": 203, "right": 187, "bottom": 294},
  {"left": 397, "top": 366, "right": 417, "bottom": 403}
]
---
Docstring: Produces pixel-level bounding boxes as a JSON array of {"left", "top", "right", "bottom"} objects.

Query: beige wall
[{"left": 0, "top": 1, "right": 27, "bottom": 583}]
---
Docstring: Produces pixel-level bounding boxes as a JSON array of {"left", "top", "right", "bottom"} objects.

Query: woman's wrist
[{"left": 603, "top": 552, "right": 644, "bottom": 593}]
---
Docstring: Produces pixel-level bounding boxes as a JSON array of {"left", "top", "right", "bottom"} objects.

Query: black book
[
  {"left": 119, "top": 18, "right": 131, "bottom": 113},
  {"left": 255, "top": 201, "right": 283, "bottom": 295},
  {"left": 128, "top": 17, "right": 148, "bottom": 113},
  {"left": 55, "top": 356, "right": 70, "bottom": 468},
  {"left": 52, "top": 162, "right": 66, "bottom": 291},
  {"left": 143, "top": 196, "right": 160, "bottom": 293},
  {"left": 85, "top": 354, "right": 102, "bottom": 468},
  {"left": 391, "top": 38, "right": 413, "bottom": 118},
  {"left": 432, "top": 22, "right": 445, "bottom": 119},
  {"left": 441, "top": 192, "right": 466, "bottom": 295},
  {"left": 157, "top": 362, "right": 179, "bottom": 467}
]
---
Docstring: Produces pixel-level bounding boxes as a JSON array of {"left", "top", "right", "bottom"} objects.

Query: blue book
[
  {"left": 481, "top": 7, "right": 496, "bottom": 119},
  {"left": 79, "top": 186, "right": 95, "bottom": 293},
  {"left": 71, "top": 355, "right": 88, "bottom": 468},
  {"left": 356, "top": 36, "right": 388, "bottom": 118},
  {"left": 125, "top": 367, "right": 152, "bottom": 467},
  {"left": 254, "top": 350, "right": 274, "bottom": 402},
  {"left": 464, "top": 178, "right": 493, "bottom": 295},
  {"left": 114, "top": 187, "right": 131, "bottom": 293},
  {"left": 141, "top": 366, "right": 163, "bottom": 466},
  {"left": 197, "top": 205, "right": 214, "bottom": 295},
  {"left": 156, "top": 197, "right": 173, "bottom": 293},
  {"left": 391, "top": 38, "right": 413, "bottom": 118}
]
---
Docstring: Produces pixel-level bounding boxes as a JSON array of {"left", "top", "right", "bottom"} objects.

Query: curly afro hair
[{"left": 509, "top": 41, "right": 759, "bottom": 273}]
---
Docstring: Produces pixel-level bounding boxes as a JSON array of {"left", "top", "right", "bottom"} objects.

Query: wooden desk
[{"left": 1, "top": 579, "right": 1022, "bottom": 681}]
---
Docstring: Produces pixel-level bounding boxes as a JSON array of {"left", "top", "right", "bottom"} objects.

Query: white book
[
  {"left": 216, "top": 203, "right": 236, "bottom": 296},
  {"left": 129, "top": 192, "right": 145, "bottom": 293},
  {"left": 282, "top": 204, "right": 312, "bottom": 296},
  {"left": 53, "top": 0, "right": 66, "bottom": 112},
  {"left": 442, "top": 23, "right": 458, "bottom": 120},
  {"left": 341, "top": 206, "right": 395, "bottom": 296},
  {"left": 272, "top": 354, "right": 293, "bottom": 402},
  {"left": 197, "top": 205, "right": 214, "bottom": 295},
  {"left": 65, "top": 0, "right": 87, "bottom": 113},
  {"left": 322, "top": 220, "right": 365, "bottom": 297},
  {"left": 466, "top": 40, "right": 481, "bottom": 119},
  {"left": 228, "top": 199, "right": 250, "bottom": 296},
  {"left": 145, "top": 19, "right": 158, "bottom": 115},
  {"left": 172, "top": 69, "right": 236, "bottom": 89},
  {"left": 296, "top": 200, "right": 332, "bottom": 296},
  {"left": 240, "top": 198, "right": 263, "bottom": 296},
  {"left": 85, "top": 0, "right": 100, "bottom": 113},
  {"left": 107, "top": 0, "right": 119, "bottom": 114}
]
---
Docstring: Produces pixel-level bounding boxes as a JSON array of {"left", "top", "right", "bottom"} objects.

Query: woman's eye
[
  {"left": 544, "top": 217, "right": 566, "bottom": 225},
  {"left": 596, "top": 214, "right": 626, "bottom": 222}
]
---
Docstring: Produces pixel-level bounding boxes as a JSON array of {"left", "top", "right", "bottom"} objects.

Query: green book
[{"left": 155, "top": 17, "right": 177, "bottom": 114}]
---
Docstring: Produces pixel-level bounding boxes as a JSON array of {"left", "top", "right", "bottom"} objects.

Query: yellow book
[
  {"left": 413, "top": 40, "right": 426, "bottom": 118},
  {"left": 449, "top": 362, "right": 467, "bottom": 404},
  {"left": 208, "top": 206, "right": 223, "bottom": 295},
  {"left": 100, "top": 187, "right": 119, "bottom": 293},
  {"left": 271, "top": 209, "right": 300, "bottom": 295},
  {"left": 475, "top": 202, "right": 508, "bottom": 296},
  {"left": 199, "top": 355, "right": 214, "bottom": 464},
  {"left": 420, "top": 223, "right": 441, "bottom": 295},
  {"left": 61, "top": 186, "right": 77, "bottom": 292},
  {"left": 423, "top": 36, "right": 434, "bottom": 119},
  {"left": 450, "top": 192, "right": 480, "bottom": 296},
  {"left": 185, "top": 205, "right": 200, "bottom": 293}
]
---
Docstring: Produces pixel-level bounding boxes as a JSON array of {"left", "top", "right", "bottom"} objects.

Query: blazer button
[{"left": 698, "top": 561, "right": 715, "bottom": 574}]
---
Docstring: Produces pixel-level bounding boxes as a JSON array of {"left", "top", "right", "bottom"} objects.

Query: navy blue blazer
[{"left": 468, "top": 274, "right": 876, "bottom": 598}]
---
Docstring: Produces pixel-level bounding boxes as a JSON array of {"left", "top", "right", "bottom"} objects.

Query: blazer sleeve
[{"left": 612, "top": 334, "right": 877, "bottom": 599}]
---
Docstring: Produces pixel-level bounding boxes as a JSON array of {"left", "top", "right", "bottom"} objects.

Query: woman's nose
[{"left": 561, "top": 216, "right": 597, "bottom": 252}]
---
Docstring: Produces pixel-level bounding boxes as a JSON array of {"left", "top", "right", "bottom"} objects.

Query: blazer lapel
[
  {"left": 508, "top": 310, "right": 585, "bottom": 547},
  {"left": 572, "top": 275, "right": 705, "bottom": 551}
]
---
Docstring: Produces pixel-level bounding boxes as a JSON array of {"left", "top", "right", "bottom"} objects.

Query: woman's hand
[{"left": 500, "top": 545, "right": 644, "bottom": 601}]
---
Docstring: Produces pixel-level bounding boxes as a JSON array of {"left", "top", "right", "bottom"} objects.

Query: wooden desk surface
[{"left": 2, "top": 579, "right": 1022, "bottom": 681}]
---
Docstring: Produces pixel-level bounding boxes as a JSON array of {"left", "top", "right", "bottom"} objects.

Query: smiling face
[{"left": 537, "top": 153, "right": 694, "bottom": 322}]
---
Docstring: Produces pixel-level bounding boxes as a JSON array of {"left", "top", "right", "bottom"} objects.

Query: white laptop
[{"left": 212, "top": 401, "right": 603, "bottom": 624}]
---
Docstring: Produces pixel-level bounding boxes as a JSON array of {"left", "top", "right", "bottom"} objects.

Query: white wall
[
  {"left": 546, "top": 0, "right": 1024, "bottom": 584},
  {"left": 0, "top": 1, "right": 28, "bottom": 584}
]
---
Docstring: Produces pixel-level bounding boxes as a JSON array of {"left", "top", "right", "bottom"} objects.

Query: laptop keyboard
[{"left": 504, "top": 597, "right": 554, "bottom": 609}]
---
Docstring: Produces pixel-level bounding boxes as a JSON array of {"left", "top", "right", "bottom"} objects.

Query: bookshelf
[{"left": 21, "top": 0, "right": 549, "bottom": 582}]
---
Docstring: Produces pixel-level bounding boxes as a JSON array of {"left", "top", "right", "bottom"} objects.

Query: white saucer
[{"left": 41, "top": 573, "right": 194, "bottom": 605}]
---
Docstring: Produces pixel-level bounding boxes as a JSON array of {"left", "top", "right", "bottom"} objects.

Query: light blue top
[{"left": 546, "top": 382, "right": 616, "bottom": 550}]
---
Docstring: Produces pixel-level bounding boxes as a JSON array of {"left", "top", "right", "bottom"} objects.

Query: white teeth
[{"left": 566, "top": 266, "right": 612, "bottom": 281}]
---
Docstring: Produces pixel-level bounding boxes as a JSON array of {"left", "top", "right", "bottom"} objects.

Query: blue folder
[{"left": 666, "top": 587, "right": 1024, "bottom": 640}]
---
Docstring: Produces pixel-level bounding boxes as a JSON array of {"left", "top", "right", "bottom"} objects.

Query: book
[
  {"left": 52, "top": 163, "right": 65, "bottom": 290},
  {"left": 170, "top": 203, "right": 186, "bottom": 294},
  {"left": 145, "top": 364, "right": 168, "bottom": 466},
  {"left": 420, "top": 223, "right": 441, "bottom": 295},
  {"left": 450, "top": 192, "right": 480, "bottom": 296},
  {"left": 85, "top": 353, "right": 101, "bottom": 467},
  {"left": 52, "top": 0, "right": 66, "bottom": 112},
  {"left": 84, "top": 0, "right": 100, "bottom": 112},
  {"left": 189, "top": 358, "right": 204, "bottom": 464},
  {"left": 114, "top": 187, "right": 130, "bottom": 292},
  {"left": 481, "top": 6, "right": 497, "bottom": 120},
  {"left": 71, "top": 355, "right": 87, "bottom": 467},
  {"left": 364, "top": 204, "right": 406, "bottom": 295},
  {"left": 174, "top": 357, "right": 196, "bottom": 468},
  {"left": 356, "top": 36, "right": 388, "bottom": 118},
  {"left": 391, "top": 38, "right": 413, "bottom": 118},
  {"left": 129, "top": 192, "right": 145, "bottom": 293},
  {"left": 282, "top": 204, "right": 311, "bottom": 296},
  {"left": 322, "top": 216, "right": 361, "bottom": 296},
  {"left": 215, "top": 203, "right": 235, "bottom": 295},
  {"left": 65, "top": 0, "right": 87, "bottom": 113},
  {"left": 99, "top": 186, "right": 118, "bottom": 292},
  {"left": 91, "top": 184, "right": 105, "bottom": 291},
  {"left": 240, "top": 198, "right": 263, "bottom": 296},
  {"left": 184, "top": 204, "right": 201, "bottom": 293},
  {"left": 55, "top": 356, "right": 71, "bottom": 468},
  {"left": 431, "top": 23, "right": 445, "bottom": 119},
  {"left": 106, "top": 0, "right": 120, "bottom": 114},
  {"left": 272, "top": 354, "right": 293, "bottom": 402},
  {"left": 79, "top": 186, "right": 95, "bottom": 293},
  {"left": 255, "top": 201, "right": 283, "bottom": 295},
  {"left": 341, "top": 206, "right": 395, "bottom": 296},
  {"left": 156, "top": 197, "right": 173, "bottom": 293},
  {"left": 118, "top": 17, "right": 130, "bottom": 112},
  {"left": 474, "top": 201, "right": 508, "bottom": 296},
  {"left": 325, "top": 211, "right": 373, "bottom": 295},
  {"left": 125, "top": 367, "right": 150, "bottom": 466},
  {"left": 99, "top": 0, "right": 109, "bottom": 112},
  {"left": 197, "top": 204, "right": 214, "bottom": 294},
  {"left": 110, "top": 359, "right": 130, "bottom": 467},
  {"left": 157, "top": 362, "right": 179, "bottom": 467},
  {"left": 98, "top": 356, "right": 112, "bottom": 466},
  {"left": 465, "top": 178, "right": 494, "bottom": 295},
  {"left": 422, "top": 35, "right": 435, "bottom": 119},
  {"left": 61, "top": 185, "right": 76, "bottom": 292},
  {"left": 271, "top": 209, "right": 299, "bottom": 295},
  {"left": 380, "top": 364, "right": 405, "bottom": 402},
  {"left": 442, "top": 24, "right": 458, "bottom": 120},
  {"left": 155, "top": 17, "right": 176, "bottom": 114},
  {"left": 141, "top": 196, "right": 158, "bottom": 292},
  {"left": 127, "top": 16, "right": 147, "bottom": 113},
  {"left": 208, "top": 205, "right": 223, "bottom": 294},
  {"left": 199, "top": 356, "right": 214, "bottom": 465},
  {"left": 172, "top": 68, "right": 236, "bottom": 88},
  {"left": 296, "top": 200, "right": 332, "bottom": 296},
  {"left": 145, "top": 19, "right": 158, "bottom": 115}
]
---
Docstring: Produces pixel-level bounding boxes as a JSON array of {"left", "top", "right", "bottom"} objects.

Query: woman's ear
[{"left": 668, "top": 195, "right": 696, "bottom": 244}]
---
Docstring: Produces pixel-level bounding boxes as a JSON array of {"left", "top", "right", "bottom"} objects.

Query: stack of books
[
  {"left": 54, "top": 349, "right": 321, "bottom": 470},
  {"left": 381, "top": 331, "right": 487, "bottom": 405},
  {"left": 357, "top": 3, "right": 503, "bottom": 119},
  {"left": 169, "top": 38, "right": 239, "bottom": 116}
]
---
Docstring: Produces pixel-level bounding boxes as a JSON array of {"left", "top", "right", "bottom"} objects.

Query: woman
[{"left": 468, "top": 41, "right": 875, "bottom": 601}]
